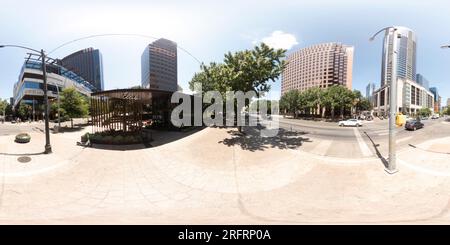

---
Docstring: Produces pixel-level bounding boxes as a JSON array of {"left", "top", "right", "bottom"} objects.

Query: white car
[
  {"left": 431, "top": 114, "right": 440, "bottom": 119},
  {"left": 338, "top": 119, "right": 363, "bottom": 127}
]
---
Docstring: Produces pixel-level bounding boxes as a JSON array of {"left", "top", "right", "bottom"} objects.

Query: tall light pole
[
  {"left": 370, "top": 27, "right": 400, "bottom": 174},
  {"left": 0, "top": 44, "right": 52, "bottom": 154}
]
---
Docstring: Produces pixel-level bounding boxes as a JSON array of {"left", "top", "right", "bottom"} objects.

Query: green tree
[
  {"left": 352, "top": 90, "right": 372, "bottom": 115},
  {"left": 5, "top": 103, "right": 13, "bottom": 117},
  {"left": 443, "top": 107, "right": 450, "bottom": 116},
  {"left": 356, "top": 98, "right": 372, "bottom": 112},
  {"left": 325, "top": 85, "right": 354, "bottom": 119},
  {"left": 189, "top": 43, "right": 286, "bottom": 131},
  {"left": 60, "top": 87, "right": 89, "bottom": 127},
  {"left": 280, "top": 90, "right": 301, "bottom": 117},
  {"left": 302, "top": 87, "right": 322, "bottom": 116},
  {"left": 418, "top": 107, "right": 432, "bottom": 117},
  {"left": 250, "top": 99, "right": 279, "bottom": 115},
  {"left": 0, "top": 100, "right": 7, "bottom": 120},
  {"left": 17, "top": 101, "right": 32, "bottom": 120},
  {"left": 51, "top": 102, "right": 66, "bottom": 121}
]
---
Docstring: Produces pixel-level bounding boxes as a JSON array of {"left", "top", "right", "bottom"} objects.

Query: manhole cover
[{"left": 17, "top": 156, "right": 32, "bottom": 163}]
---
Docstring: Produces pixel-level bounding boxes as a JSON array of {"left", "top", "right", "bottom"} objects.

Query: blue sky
[{"left": 1, "top": 0, "right": 450, "bottom": 106}]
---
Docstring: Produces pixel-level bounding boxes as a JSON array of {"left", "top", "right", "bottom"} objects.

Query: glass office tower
[
  {"left": 59, "top": 48, "right": 104, "bottom": 91},
  {"left": 381, "top": 26, "right": 417, "bottom": 87},
  {"left": 141, "top": 38, "right": 178, "bottom": 92}
]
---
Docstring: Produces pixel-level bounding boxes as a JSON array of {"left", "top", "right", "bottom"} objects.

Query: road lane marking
[
  {"left": 310, "top": 140, "right": 333, "bottom": 156},
  {"left": 353, "top": 128, "right": 373, "bottom": 157},
  {"left": 396, "top": 136, "right": 412, "bottom": 144}
]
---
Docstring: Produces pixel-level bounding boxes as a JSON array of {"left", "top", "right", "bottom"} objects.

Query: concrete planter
[{"left": 15, "top": 133, "right": 31, "bottom": 143}]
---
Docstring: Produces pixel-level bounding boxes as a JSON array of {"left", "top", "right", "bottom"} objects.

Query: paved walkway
[{"left": 0, "top": 126, "right": 450, "bottom": 224}]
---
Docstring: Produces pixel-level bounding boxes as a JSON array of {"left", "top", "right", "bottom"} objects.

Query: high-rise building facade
[
  {"left": 59, "top": 48, "right": 104, "bottom": 91},
  {"left": 429, "top": 87, "right": 440, "bottom": 113},
  {"left": 141, "top": 38, "right": 177, "bottom": 92},
  {"left": 13, "top": 54, "right": 94, "bottom": 120},
  {"left": 372, "top": 78, "right": 434, "bottom": 116},
  {"left": 366, "top": 82, "right": 376, "bottom": 103},
  {"left": 416, "top": 74, "right": 430, "bottom": 90},
  {"left": 281, "top": 43, "right": 354, "bottom": 95},
  {"left": 381, "top": 26, "right": 417, "bottom": 86}
]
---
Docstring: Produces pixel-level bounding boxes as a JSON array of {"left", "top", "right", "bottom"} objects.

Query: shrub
[
  {"left": 113, "top": 135, "right": 124, "bottom": 144},
  {"left": 89, "top": 134, "right": 101, "bottom": 143},
  {"left": 87, "top": 131, "right": 148, "bottom": 145},
  {"left": 103, "top": 136, "right": 114, "bottom": 144},
  {"left": 123, "top": 135, "right": 135, "bottom": 144}
]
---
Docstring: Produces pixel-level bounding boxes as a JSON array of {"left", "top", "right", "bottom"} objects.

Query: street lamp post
[
  {"left": 370, "top": 27, "right": 399, "bottom": 174},
  {"left": 0, "top": 45, "right": 52, "bottom": 154},
  {"left": 41, "top": 49, "right": 52, "bottom": 153}
]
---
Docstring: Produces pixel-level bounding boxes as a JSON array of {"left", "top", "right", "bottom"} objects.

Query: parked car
[
  {"left": 431, "top": 114, "right": 440, "bottom": 119},
  {"left": 405, "top": 120, "right": 424, "bottom": 131},
  {"left": 338, "top": 119, "right": 363, "bottom": 127},
  {"left": 420, "top": 116, "right": 429, "bottom": 120}
]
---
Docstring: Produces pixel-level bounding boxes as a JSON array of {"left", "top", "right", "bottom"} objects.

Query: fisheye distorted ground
[{"left": 0, "top": 118, "right": 450, "bottom": 224}]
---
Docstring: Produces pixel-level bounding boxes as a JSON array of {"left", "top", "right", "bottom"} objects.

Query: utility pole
[
  {"left": 387, "top": 29, "right": 399, "bottom": 174},
  {"left": 41, "top": 49, "right": 52, "bottom": 154},
  {"left": 370, "top": 26, "right": 400, "bottom": 174}
]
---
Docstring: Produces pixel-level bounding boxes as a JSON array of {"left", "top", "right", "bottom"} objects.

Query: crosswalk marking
[
  {"left": 310, "top": 140, "right": 333, "bottom": 156},
  {"left": 396, "top": 136, "right": 412, "bottom": 144},
  {"left": 353, "top": 128, "right": 373, "bottom": 157}
]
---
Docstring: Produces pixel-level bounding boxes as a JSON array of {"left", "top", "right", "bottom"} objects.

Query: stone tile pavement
[{"left": 0, "top": 126, "right": 450, "bottom": 224}]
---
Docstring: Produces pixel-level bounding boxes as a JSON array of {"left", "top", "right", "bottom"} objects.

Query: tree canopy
[
  {"left": 0, "top": 100, "right": 8, "bottom": 115},
  {"left": 189, "top": 43, "right": 287, "bottom": 98},
  {"left": 279, "top": 85, "right": 363, "bottom": 118},
  {"left": 418, "top": 107, "right": 432, "bottom": 117},
  {"left": 17, "top": 102, "right": 32, "bottom": 120},
  {"left": 60, "top": 87, "right": 89, "bottom": 127}
]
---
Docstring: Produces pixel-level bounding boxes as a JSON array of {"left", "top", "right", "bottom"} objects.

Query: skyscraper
[
  {"left": 416, "top": 74, "right": 430, "bottom": 90},
  {"left": 366, "top": 82, "right": 376, "bottom": 102},
  {"left": 281, "top": 43, "right": 354, "bottom": 95},
  {"left": 381, "top": 26, "right": 417, "bottom": 86},
  {"left": 141, "top": 38, "right": 177, "bottom": 92},
  {"left": 59, "top": 48, "right": 104, "bottom": 91}
]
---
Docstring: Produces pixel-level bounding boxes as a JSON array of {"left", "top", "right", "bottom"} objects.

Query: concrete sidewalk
[{"left": 0, "top": 126, "right": 449, "bottom": 224}]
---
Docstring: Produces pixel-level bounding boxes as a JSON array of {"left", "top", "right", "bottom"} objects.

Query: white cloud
[{"left": 253, "top": 31, "right": 298, "bottom": 50}]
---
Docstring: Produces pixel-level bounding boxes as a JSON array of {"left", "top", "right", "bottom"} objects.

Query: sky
[{"left": 1, "top": 0, "right": 450, "bottom": 106}]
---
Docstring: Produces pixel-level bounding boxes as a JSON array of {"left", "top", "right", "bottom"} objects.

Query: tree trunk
[{"left": 71, "top": 118, "right": 74, "bottom": 128}]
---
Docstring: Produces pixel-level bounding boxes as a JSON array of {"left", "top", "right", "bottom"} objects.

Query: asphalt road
[{"left": 277, "top": 116, "right": 450, "bottom": 157}]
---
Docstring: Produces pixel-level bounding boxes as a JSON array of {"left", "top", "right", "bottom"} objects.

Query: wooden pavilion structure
[{"left": 90, "top": 89, "right": 174, "bottom": 133}]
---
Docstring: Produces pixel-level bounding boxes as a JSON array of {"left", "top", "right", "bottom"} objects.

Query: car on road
[
  {"left": 420, "top": 116, "right": 429, "bottom": 120},
  {"left": 431, "top": 114, "right": 440, "bottom": 119},
  {"left": 405, "top": 120, "right": 424, "bottom": 131},
  {"left": 338, "top": 119, "right": 362, "bottom": 127}
]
